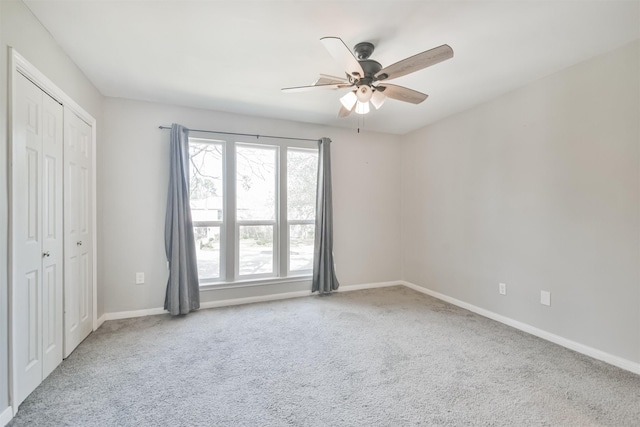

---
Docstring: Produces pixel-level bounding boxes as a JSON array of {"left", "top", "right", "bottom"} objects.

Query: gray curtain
[
  {"left": 312, "top": 137, "right": 340, "bottom": 293},
  {"left": 164, "top": 123, "right": 200, "bottom": 315}
]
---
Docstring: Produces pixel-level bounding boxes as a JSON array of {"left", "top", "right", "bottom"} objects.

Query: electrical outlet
[
  {"left": 499, "top": 283, "right": 507, "bottom": 295},
  {"left": 541, "top": 290, "right": 551, "bottom": 306},
  {"left": 135, "top": 272, "right": 145, "bottom": 285}
]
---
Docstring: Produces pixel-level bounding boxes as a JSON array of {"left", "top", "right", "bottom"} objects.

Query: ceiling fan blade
[
  {"left": 376, "top": 84, "right": 428, "bottom": 104},
  {"left": 338, "top": 103, "right": 356, "bottom": 118},
  {"left": 320, "top": 36, "right": 365, "bottom": 79},
  {"left": 281, "top": 83, "right": 351, "bottom": 93},
  {"left": 375, "top": 44, "right": 453, "bottom": 81},
  {"left": 315, "top": 74, "right": 349, "bottom": 85}
]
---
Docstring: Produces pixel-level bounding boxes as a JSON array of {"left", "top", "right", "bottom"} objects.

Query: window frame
[{"left": 188, "top": 133, "right": 318, "bottom": 288}]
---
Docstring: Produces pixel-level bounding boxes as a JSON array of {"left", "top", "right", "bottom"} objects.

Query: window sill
[{"left": 199, "top": 275, "right": 312, "bottom": 292}]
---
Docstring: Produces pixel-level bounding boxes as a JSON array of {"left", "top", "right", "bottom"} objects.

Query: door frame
[{"left": 8, "top": 47, "right": 98, "bottom": 415}]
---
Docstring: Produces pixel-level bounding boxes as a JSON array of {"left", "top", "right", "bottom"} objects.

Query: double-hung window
[{"left": 189, "top": 135, "right": 318, "bottom": 286}]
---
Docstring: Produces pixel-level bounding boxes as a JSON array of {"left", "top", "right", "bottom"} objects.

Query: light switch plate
[{"left": 136, "top": 272, "right": 145, "bottom": 285}]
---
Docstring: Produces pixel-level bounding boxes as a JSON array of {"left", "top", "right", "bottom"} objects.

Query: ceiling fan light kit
[{"left": 282, "top": 36, "right": 453, "bottom": 118}]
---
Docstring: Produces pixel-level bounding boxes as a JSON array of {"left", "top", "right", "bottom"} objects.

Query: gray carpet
[{"left": 9, "top": 286, "right": 640, "bottom": 426}]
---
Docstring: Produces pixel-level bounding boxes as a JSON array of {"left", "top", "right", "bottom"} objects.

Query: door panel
[
  {"left": 80, "top": 166, "right": 89, "bottom": 233},
  {"left": 26, "top": 148, "right": 39, "bottom": 242},
  {"left": 25, "top": 270, "right": 39, "bottom": 368},
  {"left": 14, "top": 73, "right": 44, "bottom": 406},
  {"left": 64, "top": 108, "right": 93, "bottom": 357},
  {"left": 80, "top": 252, "right": 90, "bottom": 321},
  {"left": 13, "top": 73, "right": 64, "bottom": 407},
  {"left": 66, "top": 255, "right": 79, "bottom": 334},
  {"left": 43, "top": 265, "right": 56, "bottom": 351},
  {"left": 41, "top": 93, "right": 64, "bottom": 379}
]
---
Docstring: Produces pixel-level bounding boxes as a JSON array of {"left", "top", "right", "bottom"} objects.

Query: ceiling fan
[{"left": 282, "top": 37, "right": 453, "bottom": 117}]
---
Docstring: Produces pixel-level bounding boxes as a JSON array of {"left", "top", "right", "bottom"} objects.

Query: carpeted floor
[{"left": 8, "top": 286, "right": 640, "bottom": 426}]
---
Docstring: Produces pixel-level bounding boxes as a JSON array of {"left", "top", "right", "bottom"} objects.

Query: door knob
[
  {"left": 43, "top": 251, "right": 50, "bottom": 258},
  {"left": 77, "top": 241, "right": 83, "bottom": 246}
]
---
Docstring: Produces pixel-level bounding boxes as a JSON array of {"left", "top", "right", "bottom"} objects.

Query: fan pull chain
[{"left": 357, "top": 110, "right": 365, "bottom": 133}]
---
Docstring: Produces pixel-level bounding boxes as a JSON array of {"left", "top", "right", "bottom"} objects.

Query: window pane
[
  {"left": 287, "top": 149, "right": 318, "bottom": 221},
  {"left": 236, "top": 145, "right": 276, "bottom": 220},
  {"left": 289, "top": 224, "right": 314, "bottom": 272},
  {"left": 239, "top": 225, "right": 273, "bottom": 275},
  {"left": 189, "top": 141, "right": 223, "bottom": 222},
  {"left": 194, "top": 226, "right": 220, "bottom": 280}
]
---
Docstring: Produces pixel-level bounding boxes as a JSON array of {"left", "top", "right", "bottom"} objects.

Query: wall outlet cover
[
  {"left": 499, "top": 283, "right": 507, "bottom": 295},
  {"left": 135, "top": 272, "right": 145, "bottom": 284},
  {"left": 541, "top": 290, "right": 551, "bottom": 306}
]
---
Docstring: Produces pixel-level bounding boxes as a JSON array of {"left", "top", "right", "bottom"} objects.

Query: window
[
  {"left": 189, "top": 136, "right": 318, "bottom": 285},
  {"left": 287, "top": 149, "right": 317, "bottom": 273},
  {"left": 236, "top": 144, "right": 277, "bottom": 277},
  {"left": 190, "top": 139, "right": 224, "bottom": 281}
]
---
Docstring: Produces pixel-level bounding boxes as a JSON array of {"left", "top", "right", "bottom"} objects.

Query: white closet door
[
  {"left": 41, "top": 92, "right": 64, "bottom": 379},
  {"left": 13, "top": 73, "right": 64, "bottom": 407},
  {"left": 64, "top": 107, "right": 94, "bottom": 357}
]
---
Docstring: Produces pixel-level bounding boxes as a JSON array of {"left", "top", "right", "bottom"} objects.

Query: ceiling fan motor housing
[
  {"left": 353, "top": 42, "right": 382, "bottom": 87},
  {"left": 356, "top": 59, "right": 382, "bottom": 86},
  {"left": 354, "top": 42, "right": 375, "bottom": 59}
]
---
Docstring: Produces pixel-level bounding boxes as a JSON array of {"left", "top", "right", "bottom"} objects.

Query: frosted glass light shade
[
  {"left": 340, "top": 91, "right": 357, "bottom": 110},
  {"left": 371, "top": 90, "right": 386, "bottom": 109},
  {"left": 355, "top": 101, "right": 370, "bottom": 115}
]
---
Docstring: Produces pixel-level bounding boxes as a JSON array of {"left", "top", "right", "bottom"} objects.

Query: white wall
[
  {"left": 0, "top": 3, "right": 7, "bottom": 417},
  {"left": 401, "top": 40, "right": 640, "bottom": 364},
  {"left": 0, "top": 0, "right": 104, "bottom": 417},
  {"left": 100, "top": 98, "right": 402, "bottom": 314}
]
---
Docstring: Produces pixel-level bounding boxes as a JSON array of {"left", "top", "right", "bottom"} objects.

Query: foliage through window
[{"left": 189, "top": 136, "right": 318, "bottom": 285}]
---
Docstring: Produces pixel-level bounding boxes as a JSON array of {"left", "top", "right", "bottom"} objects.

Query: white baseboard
[
  {"left": 103, "top": 307, "right": 166, "bottom": 321},
  {"left": 96, "top": 314, "right": 106, "bottom": 329},
  {"left": 338, "top": 280, "right": 403, "bottom": 292},
  {"left": 401, "top": 281, "right": 640, "bottom": 376},
  {"left": 100, "top": 280, "right": 401, "bottom": 322},
  {"left": 0, "top": 406, "right": 13, "bottom": 426},
  {"left": 200, "top": 289, "right": 312, "bottom": 310}
]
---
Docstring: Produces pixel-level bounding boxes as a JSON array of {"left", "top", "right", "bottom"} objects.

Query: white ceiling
[{"left": 25, "top": 0, "right": 640, "bottom": 135}]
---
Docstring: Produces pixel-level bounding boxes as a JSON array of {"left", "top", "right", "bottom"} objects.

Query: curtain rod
[{"left": 158, "top": 126, "right": 319, "bottom": 142}]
